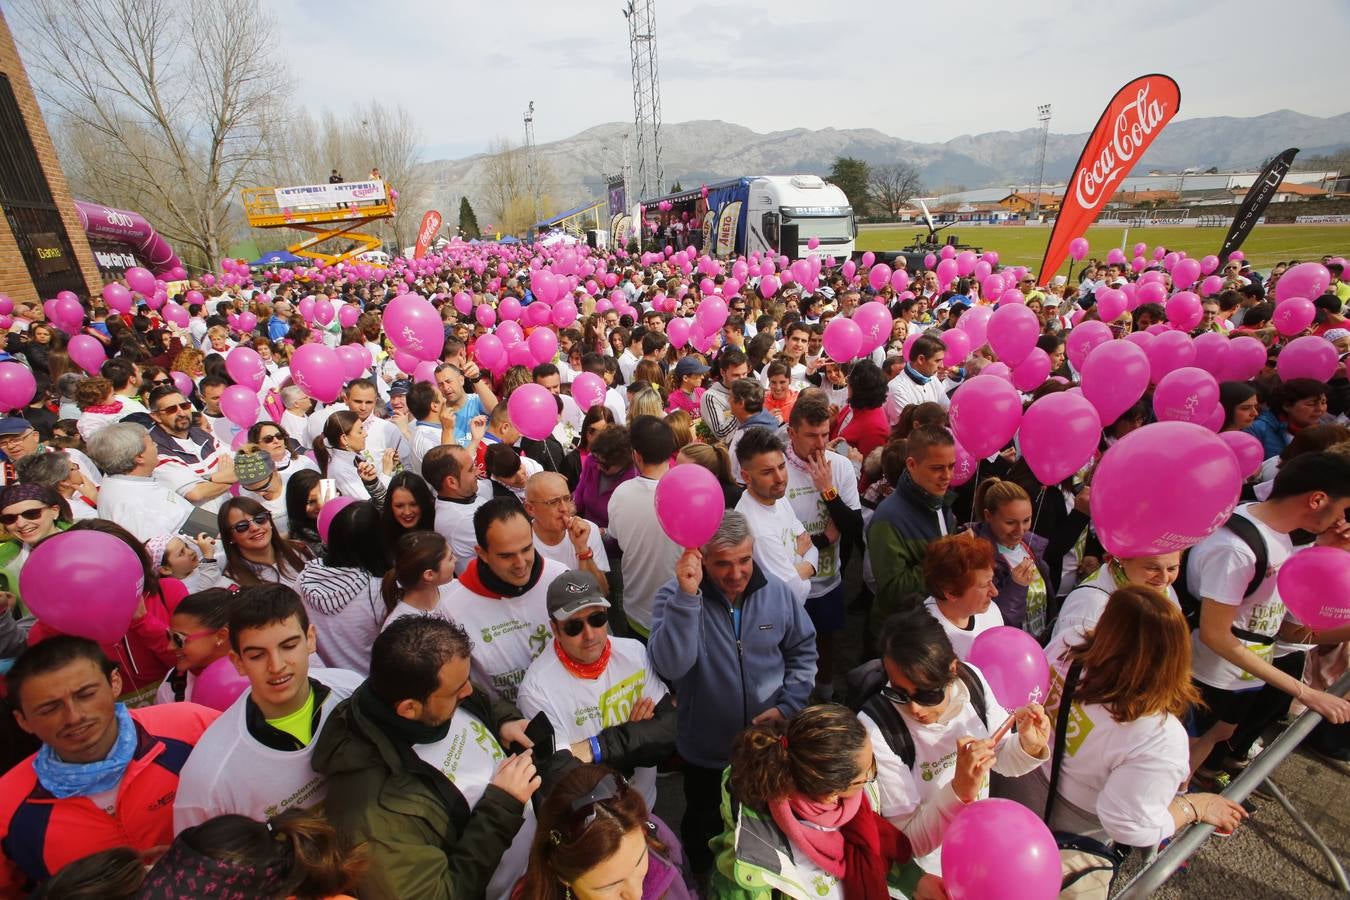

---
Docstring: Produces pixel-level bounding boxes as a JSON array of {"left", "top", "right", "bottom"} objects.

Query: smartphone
[{"left": 318, "top": 478, "right": 338, "bottom": 506}]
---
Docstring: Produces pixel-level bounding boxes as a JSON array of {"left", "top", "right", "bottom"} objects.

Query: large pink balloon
[
  {"left": 317, "top": 496, "right": 356, "bottom": 543},
  {"left": 20, "top": 531, "right": 144, "bottom": 643},
  {"left": 124, "top": 266, "right": 156, "bottom": 296},
  {"left": 1274, "top": 262, "right": 1331, "bottom": 304},
  {"left": 956, "top": 305, "right": 992, "bottom": 350},
  {"left": 821, "top": 317, "right": 863, "bottom": 362},
  {"left": 192, "top": 657, "right": 249, "bottom": 711},
  {"left": 941, "top": 798, "right": 1061, "bottom": 900},
  {"left": 226, "top": 346, "right": 266, "bottom": 391},
  {"left": 1020, "top": 391, "right": 1101, "bottom": 485},
  {"left": 1221, "top": 336, "right": 1267, "bottom": 382},
  {"left": 1191, "top": 331, "right": 1230, "bottom": 377},
  {"left": 942, "top": 328, "right": 972, "bottom": 365},
  {"left": 654, "top": 463, "right": 725, "bottom": 548},
  {"left": 1065, "top": 320, "right": 1112, "bottom": 372},
  {"left": 987, "top": 304, "right": 1040, "bottom": 367},
  {"left": 1153, "top": 367, "right": 1219, "bottom": 425},
  {"left": 852, "top": 302, "right": 892, "bottom": 351},
  {"left": 67, "top": 334, "right": 106, "bottom": 375},
  {"left": 1091, "top": 422, "right": 1242, "bottom": 556},
  {"left": 1277, "top": 335, "right": 1338, "bottom": 382},
  {"left": 1272, "top": 297, "right": 1315, "bottom": 336},
  {"left": 1219, "top": 431, "right": 1264, "bottom": 479},
  {"left": 1146, "top": 330, "right": 1196, "bottom": 385},
  {"left": 527, "top": 327, "right": 559, "bottom": 365},
  {"left": 290, "top": 344, "right": 344, "bottom": 403},
  {"left": 1165, "top": 291, "right": 1202, "bottom": 331},
  {"left": 102, "top": 282, "right": 132, "bottom": 313},
  {"left": 1277, "top": 547, "right": 1350, "bottom": 630},
  {"left": 571, "top": 372, "right": 607, "bottom": 412},
  {"left": 950, "top": 376, "right": 1023, "bottom": 459},
  {"left": 474, "top": 333, "right": 505, "bottom": 370},
  {"left": 335, "top": 344, "right": 370, "bottom": 381},
  {"left": 1171, "top": 257, "right": 1202, "bottom": 289},
  {"left": 1010, "top": 347, "right": 1051, "bottom": 393},
  {"left": 0, "top": 363, "right": 36, "bottom": 412},
  {"left": 951, "top": 441, "right": 979, "bottom": 488},
  {"left": 385, "top": 294, "right": 444, "bottom": 361},
  {"left": 220, "top": 384, "right": 261, "bottom": 428},
  {"left": 507, "top": 383, "right": 558, "bottom": 440},
  {"left": 967, "top": 627, "right": 1052, "bottom": 709}
]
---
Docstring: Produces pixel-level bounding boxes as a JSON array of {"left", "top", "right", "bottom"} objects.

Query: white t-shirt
[
  {"left": 413, "top": 707, "right": 537, "bottom": 900},
  {"left": 380, "top": 585, "right": 458, "bottom": 631},
  {"left": 280, "top": 410, "right": 309, "bottom": 445},
  {"left": 783, "top": 446, "right": 861, "bottom": 598},
  {"left": 1051, "top": 566, "right": 1181, "bottom": 646},
  {"left": 96, "top": 474, "right": 193, "bottom": 541},
  {"left": 173, "top": 668, "right": 362, "bottom": 833},
  {"left": 923, "top": 596, "right": 1005, "bottom": 661},
  {"left": 434, "top": 495, "right": 487, "bottom": 576},
  {"left": 607, "top": 477, "right": 681, "bottom": 633},
  {"left": 533, "top": 521, "right": 610, "bottom": 573},
  {"left": 735, "top": 493, "right": 819, "bottom": 605},
  {"left": 516, "top": 637, "right": 667, "bottom": 809},
  {"left": 1188, "top": 504, "right": 1293, "bottom": 690},
  {"left": 409, "top": 421, "right": 444, "bottom": 476},
  {"left": 439, "top": 558, "right": 568, "bottom": 701}
]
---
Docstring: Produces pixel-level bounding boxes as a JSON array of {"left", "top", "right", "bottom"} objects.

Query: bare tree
[
  {"left": 14, "top": 0, "right": 290, "bottom": 270},
  {"left": 348, "top": 101, "right": 427, "bottom": 253},
  {"left": 867, "top": 162, "right": 924, "bottom": 219}
]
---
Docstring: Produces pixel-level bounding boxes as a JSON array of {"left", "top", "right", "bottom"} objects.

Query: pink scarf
[{"left": 767, "top": 790, "right": 863, "bottom": 879}]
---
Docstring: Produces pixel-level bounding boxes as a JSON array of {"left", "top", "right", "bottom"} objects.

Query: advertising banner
[
  {"left": 1218, "top": 148, "right": 1298, "bottom": 265},
  {"left": 275, "top": 179, "right": 386, "bottom": 208},
  {"left": 413, "top": 210, "right": 442, "bottom": 259}
]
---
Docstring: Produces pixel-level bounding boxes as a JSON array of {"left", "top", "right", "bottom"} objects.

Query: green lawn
[{"left": 856, "top": 223, "right": 1350, "bottom": 277}]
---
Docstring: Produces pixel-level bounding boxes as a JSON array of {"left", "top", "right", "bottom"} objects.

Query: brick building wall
[{"left": 0, "top": 10, "right": 102, "bottom": 304}]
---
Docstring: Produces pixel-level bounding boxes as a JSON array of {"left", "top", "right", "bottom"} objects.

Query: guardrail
[{"left": 1116, "top": 669, "right": 1350, "bottom": 898}]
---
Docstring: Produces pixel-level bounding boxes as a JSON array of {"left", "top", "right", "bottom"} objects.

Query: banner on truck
[
  {"left": 275, "top": 179, "right": 386, "bottom": 209},
  {"left": 715, "top": 201, "right": 743, "bottom": 257},
  {"left": 1037, "top": 74, "right": 1180, "bottom": 285},
  {"left": 1217, "top": 148, "right": 1298, "bottom": 265}
]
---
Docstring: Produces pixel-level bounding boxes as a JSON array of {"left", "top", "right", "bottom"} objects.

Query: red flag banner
[
  {"left": 413, "top": 210, "right": 443, "bottom": 259},
  {"left": 1038, "top": 75, "right": 1180, "bottom": 285}
]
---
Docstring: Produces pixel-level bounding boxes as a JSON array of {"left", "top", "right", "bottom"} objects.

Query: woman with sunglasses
[
  {"left": 863, "top": 606, "right": 1050, "bottom": 885},
  {"left": 154, "top": 587, "right": 233, "bottom": 705},
  {"left": 248, "top": 420, "right": 318, "bottom": 481},
  {"left": 517, "top": 765, "right": 693, "bottom": 900},
  {"left": 0, "top": 484, "right": 73, "bottom": 616},
  {"left": 216, "top": 496, "right": 313, "bottom": 595},
  {"left": 714, "top": 704, "right": 942, "bottom": 900}
]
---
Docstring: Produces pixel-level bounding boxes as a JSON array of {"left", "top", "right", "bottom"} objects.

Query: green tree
[
  {"left": 828, "top": 157, "right": 871, "bottom": 215},
  {"left": 458, "top": 197, "right": 481, "bottom": 239},
  {"left": 668, "top": 180, "right": 683, "bottom": 193}
]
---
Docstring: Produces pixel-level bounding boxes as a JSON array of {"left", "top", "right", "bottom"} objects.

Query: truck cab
[{"left": 748, "top": 175, "right": 856, "bottom": 262}]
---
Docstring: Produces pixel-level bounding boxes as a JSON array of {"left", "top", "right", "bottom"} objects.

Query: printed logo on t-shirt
[
  {"left": 810, "top": 874, "right": 833, "bottom": 897},
  {"left": 470, "top": 719, "right": 505, "bottom": 764},
  {"left": 432, "top": 727, "right": 470, "bottom": 782},
  {"left": 492, "top": 667, "right": 528, "bottom": 701},
  {"left": 1062, "top": 704, "right": 1095, "bottom": 757},
  {"left": 598, "top": 671, "right": 646, "bottom": 727},
  {"left": 528, "top": 624, "right": 550, "bottom": 659},
  {"left": 263, "top": 776, "right": 324, "bottom": 818},
  {"left": 479, "top": 618, "right": 527, "bottom": 644},
  {"left": 919, "top": 750, "right": 957, "bottom": 782}
]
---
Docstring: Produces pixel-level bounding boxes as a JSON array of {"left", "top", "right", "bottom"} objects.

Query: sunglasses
[
  {"left": 167, "top": 627, "right": 216, "bottom": 648},
  {"left": 150, "top": 378, "right": 172, "bottom": 386},
  {"left": 550, "top": 772, "right": 630, "bottom": 845},
  {"left": 560, "top": 609, "right": 608, "bottom": 637},
  {"left": 880, "top": 682, "right": 948, "bottom": 707},
  {"left": 228, "top": 512, "right": 271, "bottom": 533},
  {"left": 257, "top": 432, "right": 284, "bottom": 444},
  {"left": 157, "top": 401, "right": 193, "bottom": 414},
  {"left": 0, "top": 508, "right": 49, "bottom": 526}
]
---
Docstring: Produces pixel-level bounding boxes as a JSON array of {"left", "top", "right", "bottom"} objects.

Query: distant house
[
  {"left": 998, "top": 192, "right": 1061, "bottom": 214},
  {"left": 1229, "top": 181, "right": 1334, "bottom": 203}
]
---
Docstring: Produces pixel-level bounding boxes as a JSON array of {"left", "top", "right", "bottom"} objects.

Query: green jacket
[
  {"left": 310, "top": 683, "right": 528, "bottom": 900},
  {"left": 866, "top": 473, "right": 955, "bottom": 633}
]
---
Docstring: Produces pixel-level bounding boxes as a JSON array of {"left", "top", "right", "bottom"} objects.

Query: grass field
[{"left": 856, "top": 223, "right": 1350, "bottom": 277}]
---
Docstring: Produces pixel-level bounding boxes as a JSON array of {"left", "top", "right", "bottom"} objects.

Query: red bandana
[{"left": 555, "top": 637, "right": 612, "bottom": 680}]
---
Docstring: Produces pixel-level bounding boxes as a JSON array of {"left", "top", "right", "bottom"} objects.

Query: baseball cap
[
  {"left": 546, "top": 570, "right": 610, "bottom": 620},
  {"left": 673, "top": 356, "right": 710, "bottom": 378},
  {"left": 0, "top": 417, "right": 33, "bottom": 437},
  {"left": 233, "top": 450, "right": 276, "bottom": 490},
  {"left": 388, "top": 379, "right": 412, "bottom": 396}
]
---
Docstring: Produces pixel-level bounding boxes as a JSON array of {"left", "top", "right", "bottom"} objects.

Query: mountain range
[{"left": 418, "top": 109, "right": 1350, "bottom": 220}]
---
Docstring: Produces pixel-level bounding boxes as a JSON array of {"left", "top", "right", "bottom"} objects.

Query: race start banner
[
  {"left": 1038, "top": 74, "right": 1180, "bottom": 285},
  {"left": 414, "top": 210, "right": 443, "bottom": 259},
  {"left": 1217, "top": 148, "right": 1299, "bottom": 266},
  {"left": 275, "top": 179, "right": 386, "bottom": 209}
]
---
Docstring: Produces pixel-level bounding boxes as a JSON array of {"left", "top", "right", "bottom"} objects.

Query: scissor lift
[{"left": 241, "top": 183, "right": 397, "bottom": 267}]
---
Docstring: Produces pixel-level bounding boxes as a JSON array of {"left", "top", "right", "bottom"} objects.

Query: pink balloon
[
  {"left": 1172, "top": 257, "right": 1202, "bottom": 289},
  {"left": 889, "top": 269, "right": 909, "bottom": 294},
  {"left": 1220, "top": 336, "right": 1266, "bottom": 382},
  {"left": 1123, "top": 330, "right": 1155, "bottom": 351},
  {"left": 385, "top": 294, "right": 444, "bottom": 361},
  {"left": 19, "top": 531, "right": 144, "bottom": 643},
  {"left": 226, "top": 346, "right": 266, "bottom": 391},
  {"left": 967, "top": 627, "right": 1051, "bottom": 709},
  {"left": 868, "top": 263, "right": 892, "bottom": 292},
  {"left": 1020, "top": 391, "right": 1101, "bottom": 485},
  {"left": 453, "top": 292, "right": 473, "bottom": 315},
  {"left": 1165, "top": 291, "right": 1203, "bottom": 331},
  {"left": 476, "top": 304, "right": 497, "bottom": 328},
  {"left": 527, "top": 327, "right": 558, "bottom": 365},
  {"left": 317, "top": 496, "right": 356, "bottom": 543},
  {"left": 951, "top": 441, "right": 979, "bottom": 488},
  {"left": 956, "top": 306, "right": 992, "bottom": 350},
  {"left": 1091, "top": 422, "right": 1241, "bottom": 556},
  {"left": 1186, "top": 332, "right": 1227, "bottom": 378},
  {"left": 169, "top": 370, "right": 194, "bottom": 397},
  {"left": 941, "top": 799, "right": 1061, "bottom": 900},
  {"left": 0, "top": 363, "right": 36, "bottom": 412},
  {"left": 1272, "top": 297, "right": 1316, "bottom": 336},
  {"left": 1010, "top": 347, "right": 1051, "bottom": 393},
  {"left": 759, "top": 275, "right": 780, "bottom": 299},
  {"left": 473, "top": 333, "right": 505, "bottom": 370},
  {"left": 1274, "top": 262, "right": 1331, "bottom": 304},
  {"left": 1146, "top": 330, "right": 1196, "bottom": 384},
  {"left": 571, "top": 372, "right": 607, "bottom": 412},
  {"left": 981, "top": 361, "right": 1012, "bottom": 381},
  {"left": 695, "top": 297, "right": 729, "bottom": 333},
  {"left": 67, "top": 334, "right": 106, "bottom": 375},
  {"left": 997, "top": 288, "right": 1025, "bottom": 307},
  {"left": 666, "top": 318, "right": 691, "bottom": 349},
  {"left": 297, "top": 296, "right": 316, "bottom": 322},
  {"left": 987, "top": 304, "right": 1040, "bottom": 367},
  {"left": 312, "top": 299, "right": 334, "bottom": 326},
  {"left": 338, "top": 303, "right": 361, "bottom": 328},
  {"left": 413, "top": 359, "right": 438, "bottom": 383},
  {"left": 124, "top": 266, "right": 156, "bottom": 296},
  {"left": 499, "top": 297, "right": 522, "bottom": 322},
  {"left": 821, "top": 317, "right": 863, "bottom": 362},
  {"left": 950, "top": 376, "right": 1023, "bottom": 459},
  {"left": 102, "top": 282, "right": 132, "bottom": 313},
  {"left": 220, "top": 384, "right": 261, "bottom": 428},
  {"left": 1200, "top": 275, "right": 1224, "bottom": 297},
  {"left": 191, "top": 657, "right": 249, "bottom": 711},
  {"left": 507, "top": 383, "right": 558, "bottom": 440},
  {"left": 1277, "top": 547, "right": 1350, "bottom": 630},
  {"left": 1277, "top": 335, "right": 1338, "bottom": 382},
  {"left": 1095, "top": 288, "right": 1127, "bottom": 323},
  {"left": 1065, "top": 320, "right": 1112, "bottom": 372},
  {"left": 1081, "top": 340, "right": 1150, "bottom": 426},
  {"left": 335, "top": 344, "right": 370, "bottom": 381},
  {"left": 1068, "top": 237, "right": 1090, "bottom": 261},
  {"left": 1219, "top": 431, "right": 1264, "bottom": 479},
  {"left": 161, "top": 301, "right": 190, "bottom": 328},
  {"left": 654, "top": 463, "right": 725, "bottom": 548},
  {"left": 290, "top": 344, "right": 344, "bottom": 403},
  {"left": 852, "top": 302, "right": 892, "bottom": 352},
  {"left": 935, "top": 258, "right": 959, "bottom": 287},
  {"left": 941, "top": 328, "right": 972, "bottom": 365},
  {"left": 1153, "top": 367, "right": 1219, "bottom": 424},
  {"left": 954, "top": 250, "right": 977, "bottom": 277}
]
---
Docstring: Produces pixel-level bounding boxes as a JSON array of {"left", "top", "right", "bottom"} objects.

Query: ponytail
[
  {"left": 312, "top": 436, "right": 331, "bottom": 475},
  {"left": 380, "top": 569, "right": 402, "bottom": 613},
  {"left": 383, "top": 531, "right": 450, "bottom": 613},
  {"left": 267, "top": 808, "right": 366, "bottom": 899},
  {"left": 728, "top": 704, "right": 867, "bottom": 810},
  {"left": 972, "top": 476, "right": 1030, "bottom": 519},
  {"left": 314, "top": 409, "right": 359, "bottom": 475}
]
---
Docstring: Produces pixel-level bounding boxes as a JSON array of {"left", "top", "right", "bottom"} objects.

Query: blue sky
[{"left": 275, "top": 0, "right": 1349, "bottom": 160}]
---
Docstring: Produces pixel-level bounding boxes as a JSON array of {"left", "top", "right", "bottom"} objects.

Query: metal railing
[{"left": 1116, "top": 670, "right": 1350, "bottom": 898}]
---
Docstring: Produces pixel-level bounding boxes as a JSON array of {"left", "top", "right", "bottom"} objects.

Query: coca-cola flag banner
[
  {"left": 413, "top": 210, "right": 442, "bottom": 259},
  {"left": 1218, "top": 148, "right": 1299, "bottom": 266},
  {"left": 1038, "top": 74, "right": 1180, "bottom": 285}
]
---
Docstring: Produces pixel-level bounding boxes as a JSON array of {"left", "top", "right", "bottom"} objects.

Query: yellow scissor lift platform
[{"left": 241, "top": 183, "right": 396, "bottom": 267}]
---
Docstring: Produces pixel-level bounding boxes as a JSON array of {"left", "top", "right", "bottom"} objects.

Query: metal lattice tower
[
  {"left": 623, "top": 0, "right": 662, "bottom": 202},
  {"left": 1032, "top": 103, "right": 1052, "bottom": 221},
  {"left": 523, "top": 100, "right": 539, "bottom": 227}
]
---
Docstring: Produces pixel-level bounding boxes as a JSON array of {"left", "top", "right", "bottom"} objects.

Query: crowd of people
[{"left": 0, "top": 234, "right": 1346, "bottom": 900}]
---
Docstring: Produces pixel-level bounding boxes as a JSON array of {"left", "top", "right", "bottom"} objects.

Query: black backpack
[
  {"left": 1173, "top": 513, "right": 1270, "bottom": 640},
  {"left": 846, "top": 658, "right": 988, "bottom": 768}
]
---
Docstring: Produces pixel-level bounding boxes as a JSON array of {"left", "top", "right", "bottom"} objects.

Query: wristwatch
[{"left": 820, "top": 487, "right": 839, "bottom": 502}]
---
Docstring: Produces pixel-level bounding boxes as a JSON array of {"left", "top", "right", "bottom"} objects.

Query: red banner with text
[
  {"left": 413, "top": 210, "right": 443, "bottom": 259},
  {"left": 1037, "top": 75, "right": 1180, "bottom": 285}
]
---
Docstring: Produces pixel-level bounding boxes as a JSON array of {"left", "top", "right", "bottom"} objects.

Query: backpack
[
  {"left": 845, "top": 658, "right": 988, "bottom": 768},
  {"left": 1172, "top": 513, "right": 1270, "bottom": 639}
]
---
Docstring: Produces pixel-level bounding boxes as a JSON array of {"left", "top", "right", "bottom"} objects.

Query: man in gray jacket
[{"left": 648, "top": 510, "right": 818, "bottom": 879}]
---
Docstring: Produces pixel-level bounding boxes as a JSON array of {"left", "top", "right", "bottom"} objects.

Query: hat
[
  {"left": 144, "top": 533, "right": 175, "bottom": 568},
  {"left": 673, "top": 356, "right": 710, "bottom": 378},
  {"left": 1050, "top": 275, "right": 1067, "bottom": 287},
  {"left": 1324, "top": 328, "right": 1350, "bottom": 343},
  {"left": 388, "top": 379, "right": 412, "bottom": 396},
  {"left": 232, "top": 450, "right": 276, "bottom": 489},
  {"left": 0, "top": 417, "right": 32, "bottom": 437},
  {"left": 546, "top": 570, "right": 610, "bottom": 620},
  {"left": 934, "top": 301, "right": 951, "bottom": 313},
  {"left": 1043, "top": 297, "right": 1063, "bottom": 308}
]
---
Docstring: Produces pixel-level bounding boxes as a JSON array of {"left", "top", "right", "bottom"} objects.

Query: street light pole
[{"left": 1033, "top": 103, "right": 1052, "bottom": 223}]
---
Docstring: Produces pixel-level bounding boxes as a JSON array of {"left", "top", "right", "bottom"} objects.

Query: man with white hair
[{"left": 86, "top": 422, "right": 194, "bottom": 540}]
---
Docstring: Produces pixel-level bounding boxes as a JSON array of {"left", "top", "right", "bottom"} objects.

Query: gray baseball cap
[{"left": 546, "top": 570, "right": 610, "bottom": 620}]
